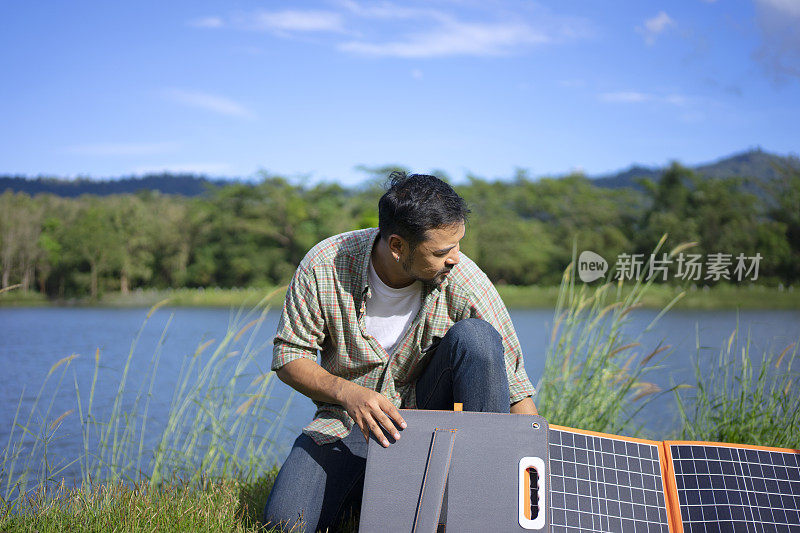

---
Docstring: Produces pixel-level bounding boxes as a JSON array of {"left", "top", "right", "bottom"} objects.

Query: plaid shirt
[{"left": 272, "top": 228, "right": 535, "bottom": 445}]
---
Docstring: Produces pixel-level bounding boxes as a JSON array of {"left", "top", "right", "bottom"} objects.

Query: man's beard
[{"left": 401, "top": 255, "right": 451, "bottom": 285}]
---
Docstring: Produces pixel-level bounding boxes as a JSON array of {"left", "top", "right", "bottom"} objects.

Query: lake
[{"left": 1, "top": 306, "right": 798, "bottom": 485}]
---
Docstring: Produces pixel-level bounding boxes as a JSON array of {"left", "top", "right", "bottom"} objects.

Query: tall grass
[
  {"left": 675, "top": 323, "right": 800, "bottom": 448},
  {"left": 3, "top": 241, "right": 799, "bottom": 530},
  {"left": 0, "top": 472, "right": 278, "bottom": 532},
  {"left": 536, "top": 236, "right": 689, "bottom": 435},
  {"left": 1, "top": 290, "right": 294, "bottom": 514}
]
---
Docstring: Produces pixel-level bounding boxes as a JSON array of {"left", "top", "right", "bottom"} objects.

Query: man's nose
[{"left": 446, "top": 250, "right": 460, "bottom": 266}]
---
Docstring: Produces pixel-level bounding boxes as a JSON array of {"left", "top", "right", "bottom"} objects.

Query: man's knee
[
  {"left": 439, "top": 318, "right": 510, "bottom": 411},
  {"left": 446, "top": 318, "right": 505, "bottom": 368}
]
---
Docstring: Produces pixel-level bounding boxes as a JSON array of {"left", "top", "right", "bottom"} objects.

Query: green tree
[
  {"left": 760, "top": 165, "right": 800, "bottom": 282},
  {"left": 107, "top": 195, "right": 155, "bottom": 293},
  {"left": 62, "top": 202, "right": 122, "bottom": 298}
]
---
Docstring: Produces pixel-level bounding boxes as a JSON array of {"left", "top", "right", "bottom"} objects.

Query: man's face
[{"left": 402, "top": 223, "right": 465, "bottom": 285}]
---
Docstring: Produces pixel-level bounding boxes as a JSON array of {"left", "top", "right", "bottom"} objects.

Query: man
[{"left": 263, "top": 172, "right": 537, "bottom": 532}]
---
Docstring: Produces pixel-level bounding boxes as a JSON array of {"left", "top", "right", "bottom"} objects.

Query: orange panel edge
[
  {"left": 664, "top": 439, "right": 800, "bottom": 454},
  {"left": 660, "top": 442, "right": 683, "bottom": 533},
  {"left": 553, "top": 425, "right": 681, "bottom": 531},
  {"left": 453, "top": 403, "right": 463, "bottom": 411}
]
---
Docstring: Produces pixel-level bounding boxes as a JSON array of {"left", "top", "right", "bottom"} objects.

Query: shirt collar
[
  {"left": 358, "top": 228, "right": 380, "bottom": 299},
  {"left": 357, "top": 228, "right": 447, "bottom": 302}
]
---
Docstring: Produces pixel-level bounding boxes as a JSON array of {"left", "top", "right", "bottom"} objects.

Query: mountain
[
  {"left": 1, "top": 149, "right": 798, "bottom": 197},
  {"left": 590, "top": 148, "right": 800, "bottom": 190},
  {"left": 0, "top": 173, "right": 230, "bottom": 197}
]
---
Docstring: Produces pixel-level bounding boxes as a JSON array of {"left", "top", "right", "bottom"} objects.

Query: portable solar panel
[
  {"left": 664, "top": 441, "right": 800, "bottom": 532},
  {"left": 359, "top": 412, "right": 800, "bottom": 532},
  {"left": 359, "top": 409, "right": 550, "bottom": 533},
  {"left": 548, "top": 425, "right": 671, "bottom": 533}
]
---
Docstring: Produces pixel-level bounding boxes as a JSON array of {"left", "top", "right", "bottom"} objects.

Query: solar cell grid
[
  {"left": 549, "top": 427, "right": 670, "bottom": 533},
  {"left": 669, "top": 443, "right": 800, "bottom": 533}
]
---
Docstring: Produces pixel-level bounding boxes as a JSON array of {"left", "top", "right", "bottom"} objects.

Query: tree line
[{"left": 1, "top": 163, "right": 798, "bottom": 299}]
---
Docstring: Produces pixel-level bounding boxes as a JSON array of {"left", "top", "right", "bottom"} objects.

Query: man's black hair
[{"left": 378, "top": 171, "right": 470, "bottom": 251}]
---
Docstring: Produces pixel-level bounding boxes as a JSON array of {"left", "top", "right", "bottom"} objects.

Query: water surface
[{"left": 2, "top": 306, "right": 798, "bottom": 484}]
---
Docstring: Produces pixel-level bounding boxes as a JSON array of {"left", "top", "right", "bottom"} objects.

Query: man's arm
[
  {"left": 276, "top": 358, "right": 407, "bottom": 447},
  {"left": 273, "top": 260, "right": 406, "bottom": 446},
  {"left": 510, "top": 396, "right": 538, "bottom": 415}
]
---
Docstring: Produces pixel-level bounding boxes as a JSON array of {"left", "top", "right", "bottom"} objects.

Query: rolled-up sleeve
[
  {"left": 462, "top": 276, "right": 536, "bottom": 405},
  {"left": 271, "top": 265, "right": 326, "bottom": 371}
]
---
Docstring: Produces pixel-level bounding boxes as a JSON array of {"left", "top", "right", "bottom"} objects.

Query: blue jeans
[{"left": 262, "top": 318, "right": 511, "bottom": 532}]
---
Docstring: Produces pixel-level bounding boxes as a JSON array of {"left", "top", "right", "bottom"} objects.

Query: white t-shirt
[{"left": 365, "top": 256, "right": 422, "bottom": 355}]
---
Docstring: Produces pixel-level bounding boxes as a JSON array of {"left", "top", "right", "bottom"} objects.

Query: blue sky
[{"left": 1, "top": 0, "right": 799, "bottom": 185}]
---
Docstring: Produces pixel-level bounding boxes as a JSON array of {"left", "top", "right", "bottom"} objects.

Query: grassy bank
[
  {"left": 2, "top": 243, "right": 798, "bottom": 531},
  {"left": 2, "top": 282, "right": 799, "bottom": 309},
  {"left": 1, "top": 295, "right": 299, "bottom": 531},
  {"left": 0, "top": 473, "right": 276, "bottom": 532}
]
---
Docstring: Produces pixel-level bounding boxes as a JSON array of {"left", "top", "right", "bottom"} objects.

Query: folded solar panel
[
  {"left": 664, "top": 441, "right": 800, "bottom": 532},
  {"left": 359, "top": 412, "right": 799, "bottom": 532},
  {"left": 550, "top": 427, "right": 800, "bottom": 532},
  {"left": 548, "top": 425, "right": 671, "bottom": 532},
  {"left": 359, "top": 409, "right": 551, "bottom": 532}
]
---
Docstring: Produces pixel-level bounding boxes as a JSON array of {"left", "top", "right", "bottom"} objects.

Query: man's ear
[{"left": 387, "top": 234, "right": 406, "bottom": 261}]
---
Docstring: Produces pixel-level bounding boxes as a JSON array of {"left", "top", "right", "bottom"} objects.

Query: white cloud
[
  {"left": 599, "top": 91, "right": 652, "bottom": 103},
  {"left": 193, "top": 10, "right": 345, "bottom": 35},
  {"left": 664, "top": 94, "right": 688, "bottom": 106},
  {"left": 339, "top": 19, "right": 551, "bottom": 58},
  {"left": 636, "top": 11, "right": 675, "bottom": 45},
  {"left": 757, "top": 0, "right": 800, "bottom": 17},
  {"left": 335, "top": 0, "right": 446, "bottom": 22},
  {"left": 132, "top": 163, "right": 233, "bottom": 175},
  {"left": 753, "top": 0, "right": 800, "bottom": 82},
  {"left": 243, "top": 9, "right": 344, "bottom": 32},
  {"left": 599, "top": 91, "right": 689, "bottom": 106},
  {"left": 336, "top": 1, "right": 592, "bottom": 58},
  {"left": 188, "top": 16, "right": 224, "bottom": 29},
  {"left": 192, "top": 1, "right": 592, "bottom": 59},
  {"left": 164, "top": 89, "right": 255, "bottom": 119},
  {"left": 61, "top": 142, "right": 179, "bottom": 157}
]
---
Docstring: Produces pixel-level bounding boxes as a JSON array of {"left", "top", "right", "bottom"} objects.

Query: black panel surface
[
  {"left": 548, "top": 428, "right": 670, "bottom": 533},
  {"left": 360, "top": 410, "right": 550, "bottom": 533},
  {"left": 670, "top": 444, "right": 800, "bottom": 532}
]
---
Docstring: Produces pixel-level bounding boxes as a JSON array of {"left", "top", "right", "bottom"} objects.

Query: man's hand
[
  {"left": 275, "top": 358, "right": 407, "bottom": 447},
  {"left": 340, "top": 382, "right": 407, "bottom": 447}
]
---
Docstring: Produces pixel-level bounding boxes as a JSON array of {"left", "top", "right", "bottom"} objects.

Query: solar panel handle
[
  {"left": 519, "top": 457, "right": 547, "bottom": 530},
  {"left": 412, "top": 428, "right": 456, "bottom": 533}
]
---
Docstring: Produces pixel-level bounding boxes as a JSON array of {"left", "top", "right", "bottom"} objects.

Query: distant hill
[
  {"left": 0, "top": 173, "right": 231, "bottom": 197},
  {"left": 590, "top": 148, "right": 800, "bottom": 190},
  {"left": 2, "top": 149, "right": 798, "bottom": 197}
]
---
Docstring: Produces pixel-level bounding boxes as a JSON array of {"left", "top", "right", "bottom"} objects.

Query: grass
[
  {"left": 675, "top": 322, "right": 800, "bottom": 448},
  {"left": 98, "top": 287, "right": 288, "bottom": 309},
  {"left": 535, "top": 236, "right": 685, "bottom": 435},
  {"left": 1, "top": 289, "right": 298, "bottom": 530},
  {"left": 2, "top": 237, "right": 799, "bottom": 531},
  {"left": 0, "top": 284, "right": 48, "bottom": 306},
  {"left": 500, "top": 282, "right": 800, "bottom": 310},
  {"left": 0, "top": 471, "right": 278, "bottom": 532},
  {"left": 3, "top": 282, "right": 799, "bottom": 309}
]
